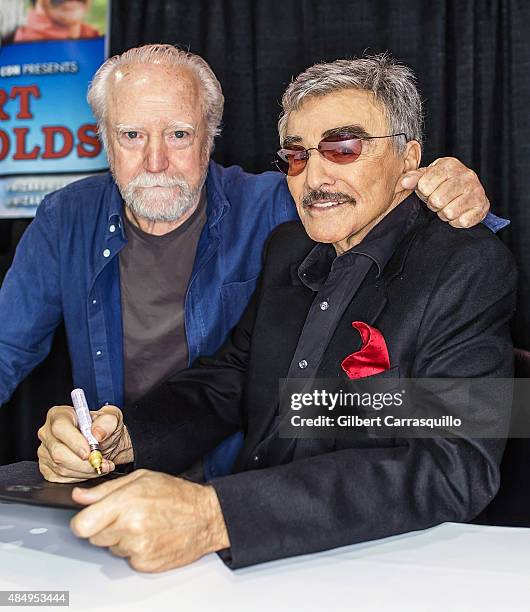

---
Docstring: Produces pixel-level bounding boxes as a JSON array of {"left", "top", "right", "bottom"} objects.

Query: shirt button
[
  {"left": 320, "top": 301, "right": 329, "bottom": 310},
  {"left": 253, "top": 455, "right": 259, "bottom": 462},
  {"left": 109, "top": 224, "right": 116, "bottom": 233},
  {"left": 299, "top": 359, "right": 308, "bottom": 369},
  {"left": 96, "top": 350, "right": 102, "bottom": 356},
  {"left": 92, "top": 299, "right": 97, "bottom": 305},
  {"left": 103, "top": 249, "right": 111, "bottom": 258}
]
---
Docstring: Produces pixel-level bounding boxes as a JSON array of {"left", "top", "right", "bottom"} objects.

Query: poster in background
[{"left": 0, "top": 0, "right": 109, "bottom": 218}]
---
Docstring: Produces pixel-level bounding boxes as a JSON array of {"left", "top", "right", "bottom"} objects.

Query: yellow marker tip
[{"left": 88, "top": 449, "right": 104, "bottom": 475}]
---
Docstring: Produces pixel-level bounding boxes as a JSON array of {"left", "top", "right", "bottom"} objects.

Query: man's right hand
[{"left": 37, "top": 404, "right": 133, "bottom": 483}]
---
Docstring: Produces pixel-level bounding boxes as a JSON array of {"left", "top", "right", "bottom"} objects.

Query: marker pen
[{"left": 71, "top": 388, "right": 103, "bottom": 475}]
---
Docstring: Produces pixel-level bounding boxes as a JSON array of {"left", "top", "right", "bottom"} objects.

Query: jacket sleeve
[
  {"left": 210, "top": 234, "right": 517, "bottom": 569},
  {"left": 0, "top": 198, "right": 63, "bottom": 406}
]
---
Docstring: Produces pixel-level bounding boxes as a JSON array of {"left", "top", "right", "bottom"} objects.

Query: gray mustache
[{"left": 302, "top": 191, "right": 356, "bottom": 208}]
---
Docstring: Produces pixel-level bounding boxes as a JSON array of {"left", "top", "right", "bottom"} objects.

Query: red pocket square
[{"left": 340, "top": 321, "right": 390, "bottom": 379}]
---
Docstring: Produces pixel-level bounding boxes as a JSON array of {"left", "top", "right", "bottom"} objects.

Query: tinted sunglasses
[{"left": 274, "top": 133, "right": 407, "bottom": 177}]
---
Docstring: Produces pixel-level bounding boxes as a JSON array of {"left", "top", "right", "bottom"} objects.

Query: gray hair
[
  {"left": 278, "top": 53, "right": 423, "bottom": 152},
  {"left": 87, "top": 44, "right": 224, "bottom": 151}
]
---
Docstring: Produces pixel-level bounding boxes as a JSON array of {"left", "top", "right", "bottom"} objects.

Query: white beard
[{"left": 117, "top": 171, "right": 206, "bottom": 223}]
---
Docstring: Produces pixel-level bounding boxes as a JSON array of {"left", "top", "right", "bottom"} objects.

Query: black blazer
[{"left": 126, "top": 202, "right": 517, "bottom": 569}]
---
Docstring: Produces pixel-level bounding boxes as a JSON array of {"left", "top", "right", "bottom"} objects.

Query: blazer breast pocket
[
  {"left": 220, "top": 277, "right": 259, "bottom": 331},
  {"left": 348, "top": 365, "right": 402, "bottom": 393},
  {"left": 364, "top": 365, "right": 401, "bottom": 379}
]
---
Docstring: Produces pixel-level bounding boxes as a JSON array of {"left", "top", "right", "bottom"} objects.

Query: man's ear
[
  {"left": 402, "top": 140, "right": 422, "bottom": 174},
  {"left": 394, "top": 140, "right": 422, "bottom": 196}
]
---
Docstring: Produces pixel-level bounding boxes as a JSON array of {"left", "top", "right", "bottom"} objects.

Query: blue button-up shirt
[{"left": 0, "top": 158, "right": 507, "bottom": 477}]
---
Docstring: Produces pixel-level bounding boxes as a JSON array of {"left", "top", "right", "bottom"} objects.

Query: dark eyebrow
[
  {"left": 321, "top": 124, "right": 371, "bottom": 139},
  {"left": 282, "top": 135, "right": 303, "bottom": 147},
  {"left": 282, "top": 124, "right": 372, "bottom": 148}
]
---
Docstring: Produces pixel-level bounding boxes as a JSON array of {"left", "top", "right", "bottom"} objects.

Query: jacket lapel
[{"left": 239, "top": 281, "right": 315, "bottom": 466}]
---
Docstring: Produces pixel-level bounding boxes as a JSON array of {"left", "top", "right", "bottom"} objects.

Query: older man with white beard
[{"left": 0, "top": 44, "right": 502, "bottom": 481}]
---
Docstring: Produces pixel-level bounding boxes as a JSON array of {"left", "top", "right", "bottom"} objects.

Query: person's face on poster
[{"left": 38, "top": 0, "right": 91, "bottom": 27}]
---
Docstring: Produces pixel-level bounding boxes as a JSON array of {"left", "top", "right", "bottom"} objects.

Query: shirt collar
[
  {"left": 298, "top": 193, "right": 421, "bottom": 291},
  {"left": 204, "top": 160, "right": 231, "bottom": 228}
]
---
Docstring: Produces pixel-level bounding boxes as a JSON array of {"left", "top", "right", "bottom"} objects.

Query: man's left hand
[
  {"left": 70, "top": 469, "right": 230, "bottom": 572},
  {"left": 401, "top": 157, "right": 489, "bottom": 228}
]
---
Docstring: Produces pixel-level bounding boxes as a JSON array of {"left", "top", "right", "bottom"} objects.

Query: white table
[{"left": 1, "top": 501, "right": 530, "bottom": 612}]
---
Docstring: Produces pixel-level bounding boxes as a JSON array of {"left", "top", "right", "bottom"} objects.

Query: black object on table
[{"left": 0, "top": 461, "right": 122, "bottom": 510}]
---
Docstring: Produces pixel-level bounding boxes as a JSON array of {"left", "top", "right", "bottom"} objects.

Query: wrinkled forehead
[
  {"left": 106, "top": 63, "right": 204, "bottom": 125},
  {"left": 109, "top": 63, "right": 200, "bottom": 100},
  {"left": 285, "top": 89, "right": 390, "bottom": 143}
]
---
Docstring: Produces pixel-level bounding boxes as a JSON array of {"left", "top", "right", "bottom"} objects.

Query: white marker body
[{"left": 71, "top": 388, "right": 99, "bottom": 447}]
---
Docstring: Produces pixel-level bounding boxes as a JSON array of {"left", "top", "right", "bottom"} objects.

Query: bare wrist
[{"left": 202, "top": 485, "right": 230, "bottom": 552}]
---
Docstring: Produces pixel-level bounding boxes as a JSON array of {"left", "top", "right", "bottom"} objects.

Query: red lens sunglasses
[{"left": 274, "top": 133, "right": 407, "bottom": 177}]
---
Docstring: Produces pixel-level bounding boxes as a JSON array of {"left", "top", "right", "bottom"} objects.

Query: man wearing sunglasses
[{"left": 37, "top": 53, "right": 514, "bottom": 573}]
